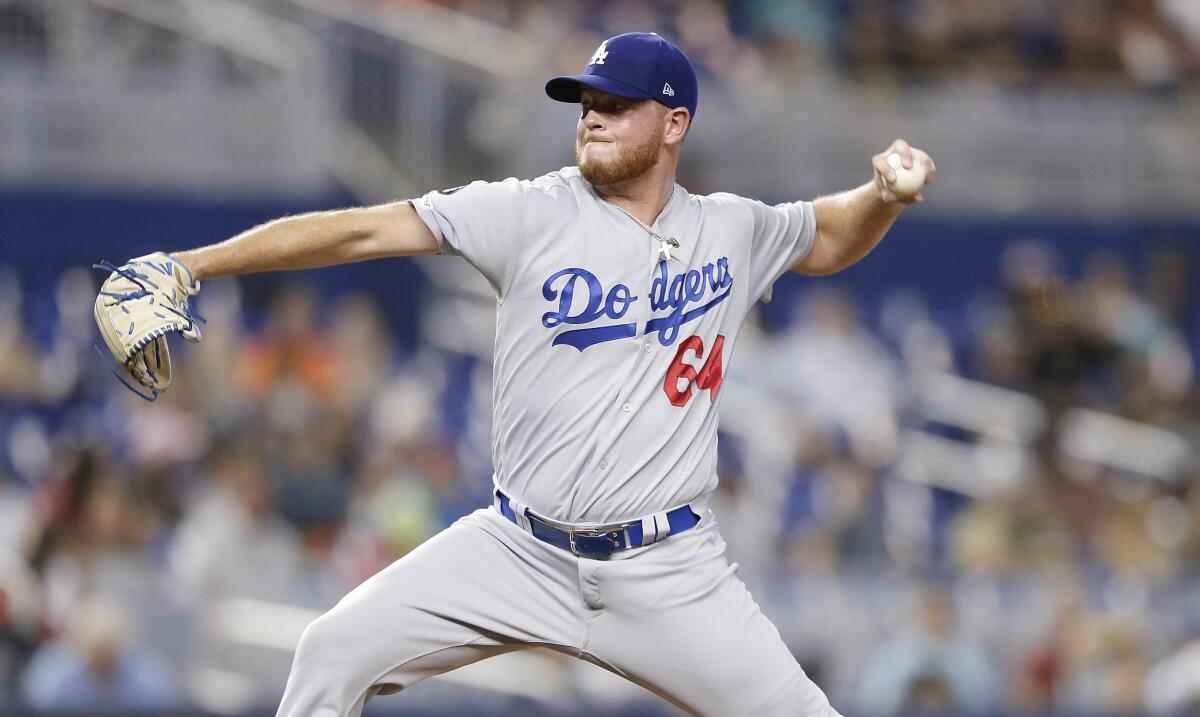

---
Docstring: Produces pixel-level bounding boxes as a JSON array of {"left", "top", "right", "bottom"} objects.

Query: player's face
[{"left": 575, "top": 88, "right": 666, "bottom": 187}]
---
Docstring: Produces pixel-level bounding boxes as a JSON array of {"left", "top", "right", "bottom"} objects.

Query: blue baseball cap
[{"left": 546, "top": 32, "right": 698, "bottom": 120}]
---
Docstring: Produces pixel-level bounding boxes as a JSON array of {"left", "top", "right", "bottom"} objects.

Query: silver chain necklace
[{"left": 603, "top": 198, "right": 680, "bottom": 263}]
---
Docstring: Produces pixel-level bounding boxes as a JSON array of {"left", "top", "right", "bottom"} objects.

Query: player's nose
[{"left": 581, "top": 107, "right": 604, "bottom": 130}]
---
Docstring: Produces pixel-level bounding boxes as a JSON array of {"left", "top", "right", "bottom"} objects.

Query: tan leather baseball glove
[{"left": 93, "top": 252, "right": 202, "bottom": 400}]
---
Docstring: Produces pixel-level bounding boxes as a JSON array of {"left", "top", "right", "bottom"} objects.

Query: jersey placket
[{"left": 586, "top": 197, "right": 682, "bottom": 497}]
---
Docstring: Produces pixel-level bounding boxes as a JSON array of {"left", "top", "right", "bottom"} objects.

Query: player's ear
[{"left": 664, "top": 107, "right": 690, "bottom": 146}]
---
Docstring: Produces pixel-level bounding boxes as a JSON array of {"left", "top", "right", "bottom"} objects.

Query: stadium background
[{"left": 2, "top": 1, "right": 1200, "bottom": 715}]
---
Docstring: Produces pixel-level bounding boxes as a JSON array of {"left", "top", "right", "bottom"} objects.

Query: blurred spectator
[
  {"left": 1058, "top": 615, "right": 1148, "bottom": 714},
  {"left": 1144, "top": 631, "right": 1200, "bottom": 714},
  {"left": 779, "top": 438, "right": 886, "bottom": 570},
  {"left": 0, "top": 0, "right": 47, "bottom": 58},
  {"left": 345, "top": 440, "right": 442, "bottom": 571},
  {"left": 27, "top": 450, "right": 164, "bottom": 633},
  {"left": 0, "top": 548, "right": 39, "bottom": 703},
  {"left": 268, "top": 411, "right": 354, "bottom": 541},
  {"left": 1015, "top": 599, "right": 1149, "bottom": 715},
  {"left": 764, "top": 287, "right": 900, "bottom": 466},
  {"left": 0, "top": 269, "right": 38, "bottom": 402},
  {"left": 1014, "top": 599, "right": 1088, "bottom": 713},
  {"left": 947, "top": 477, "right": 1073, "bottom": 573},
  {"left": 1079, "top": 251, "right": 1193, "bottom": 417},
  {"left": 180, "top": 276, "right": 252, "bottom": 426},
  {"left": 239, "top": 284, "right": 337, "bottom": 406},
  {"left": 980, "top": 241, "right": 1118, "bottom": 411},
  {"left": 0, "top": 465, "right": 35, "bottom": 555},
  {"left": 329, "top": 292, "right": 398, "bottom": 413},
  {"left": 20, "top": 595, "right": 179, "bottom": 710},
  {"left": 1116, "top": 0, "right": 1194, "bottom": 91},
  {"left": 169, "top": 441, "right": 303, "bottom": 605},
  {"left": 856, "top": 583, "right": 1000, "bottom": 715}
]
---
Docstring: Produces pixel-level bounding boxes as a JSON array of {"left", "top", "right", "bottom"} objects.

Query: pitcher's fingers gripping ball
[
  {"left": 871, "top": 137, "right": 937, "bottom": 203},
  {"left": 93, "top": 252, "right": 203, "bottom": 400}
]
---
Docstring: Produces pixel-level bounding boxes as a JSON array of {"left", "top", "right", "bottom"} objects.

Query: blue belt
[{"left": 495, "top": 490, "right": 700, "bottom": 559}]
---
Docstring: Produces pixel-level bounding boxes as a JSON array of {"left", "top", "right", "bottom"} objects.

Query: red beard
[{"left": 576, "top": 131, "right": 663, "bottom": 186}]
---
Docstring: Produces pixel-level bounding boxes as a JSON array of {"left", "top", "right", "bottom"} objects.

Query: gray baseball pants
[{"left": 275, "top": 506, "right": 841, "bottom": 717}]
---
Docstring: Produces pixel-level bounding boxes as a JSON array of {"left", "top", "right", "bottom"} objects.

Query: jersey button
[
  {"left": 644, "top": 341, "right": 653, "bottom": 353},
  {"left": 599, "top": 459, "right": 609, "bottom": 470},
  {"left": 622, "top": 403, "right": 632, "bottom": 413}
]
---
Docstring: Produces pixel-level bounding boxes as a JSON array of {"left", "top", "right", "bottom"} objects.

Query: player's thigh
[
  {"left": 292, "top": 508, "right": 582, "bottom": 689},
  {"left": 586, "top": 523, "right": 840, "bottom": 717}
]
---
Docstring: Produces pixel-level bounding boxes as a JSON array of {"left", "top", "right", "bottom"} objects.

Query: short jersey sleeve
[
  {"left": 740, "top": 198, "right": 817, "bottom": 304},
  {"left": 412, "top": 177, "right": 527, "bottom": 296}
]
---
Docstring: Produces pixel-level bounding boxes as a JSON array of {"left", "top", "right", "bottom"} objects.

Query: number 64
[{"left": 662, "top": 334, "right": 725, "bottom": 407}]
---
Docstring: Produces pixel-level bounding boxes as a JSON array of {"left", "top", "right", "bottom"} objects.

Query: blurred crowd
[
  {"left": 404, "top": 0, "right": 1200, "bottom": 92},
  {"left": 5, "top": 0, "right": 1198, "bottom": 92},
  {"left": 0, "top": 234, "right": 1196, "bottom": 715}
]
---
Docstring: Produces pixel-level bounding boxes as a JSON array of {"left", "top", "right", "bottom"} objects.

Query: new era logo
[{"left": 662, "top": 82, "right": 675, "bottom": 97}]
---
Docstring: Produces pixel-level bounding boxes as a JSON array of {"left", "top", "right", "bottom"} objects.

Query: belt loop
[
  {"left": 640, "top": 511, "right": 671, "bottom": 545},
  {"left": 655, "top": 511, "right": 671, "bottom": 542},
  {"left": 509, "top": 497, "right": 532, "bottom": 532},
  {"left": 639, "top": 515, "right": 655, "bottom": 544}
]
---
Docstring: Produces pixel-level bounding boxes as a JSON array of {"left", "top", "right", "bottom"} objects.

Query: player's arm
[
  {"left": 173, "top": 200, "right": 438, "bottom": 281},
  {"left": 795, "top": 138, "right": 935, "bottom": 276}
]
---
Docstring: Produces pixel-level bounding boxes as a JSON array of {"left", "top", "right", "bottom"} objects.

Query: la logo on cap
[{"left": 589, "top": 41, "right": 609, "bottom": 66}]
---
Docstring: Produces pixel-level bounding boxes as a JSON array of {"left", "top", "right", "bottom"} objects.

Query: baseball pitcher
[{"left": 94, "top": 32, "right": 935, "bottom": 717}]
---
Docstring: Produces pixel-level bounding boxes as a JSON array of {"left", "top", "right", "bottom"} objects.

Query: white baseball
[{"left": 885, "top": 152, "right": 928, "bottom": 197}]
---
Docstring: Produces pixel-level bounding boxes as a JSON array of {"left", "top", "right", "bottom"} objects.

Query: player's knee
[
  {"left": 278, "top": 608, "right": 383, "bottom": 715},
  {"left": 293, "top": 609, "right": 354, "bottom": 673}
]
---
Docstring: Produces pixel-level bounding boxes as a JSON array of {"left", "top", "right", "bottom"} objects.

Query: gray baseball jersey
[{"left": 412, "top": 166, "right": 815, "bottom": 524}]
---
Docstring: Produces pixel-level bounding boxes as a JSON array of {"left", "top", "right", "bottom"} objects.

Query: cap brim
[{"left": 545, "top": 74, "right": 655, "bottom": 104}]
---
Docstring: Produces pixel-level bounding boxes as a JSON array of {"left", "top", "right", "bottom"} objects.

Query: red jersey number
[{"left": 663, "top": 334, "right": 725, "bottom": 407}]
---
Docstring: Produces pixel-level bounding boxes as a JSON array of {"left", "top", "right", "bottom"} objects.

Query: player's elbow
[
  {"left": 792, "top": 258, "right": 842, "bottom": 276},
  {"left": 791, "top": 233, "right": 846, "bottom": 276}
]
